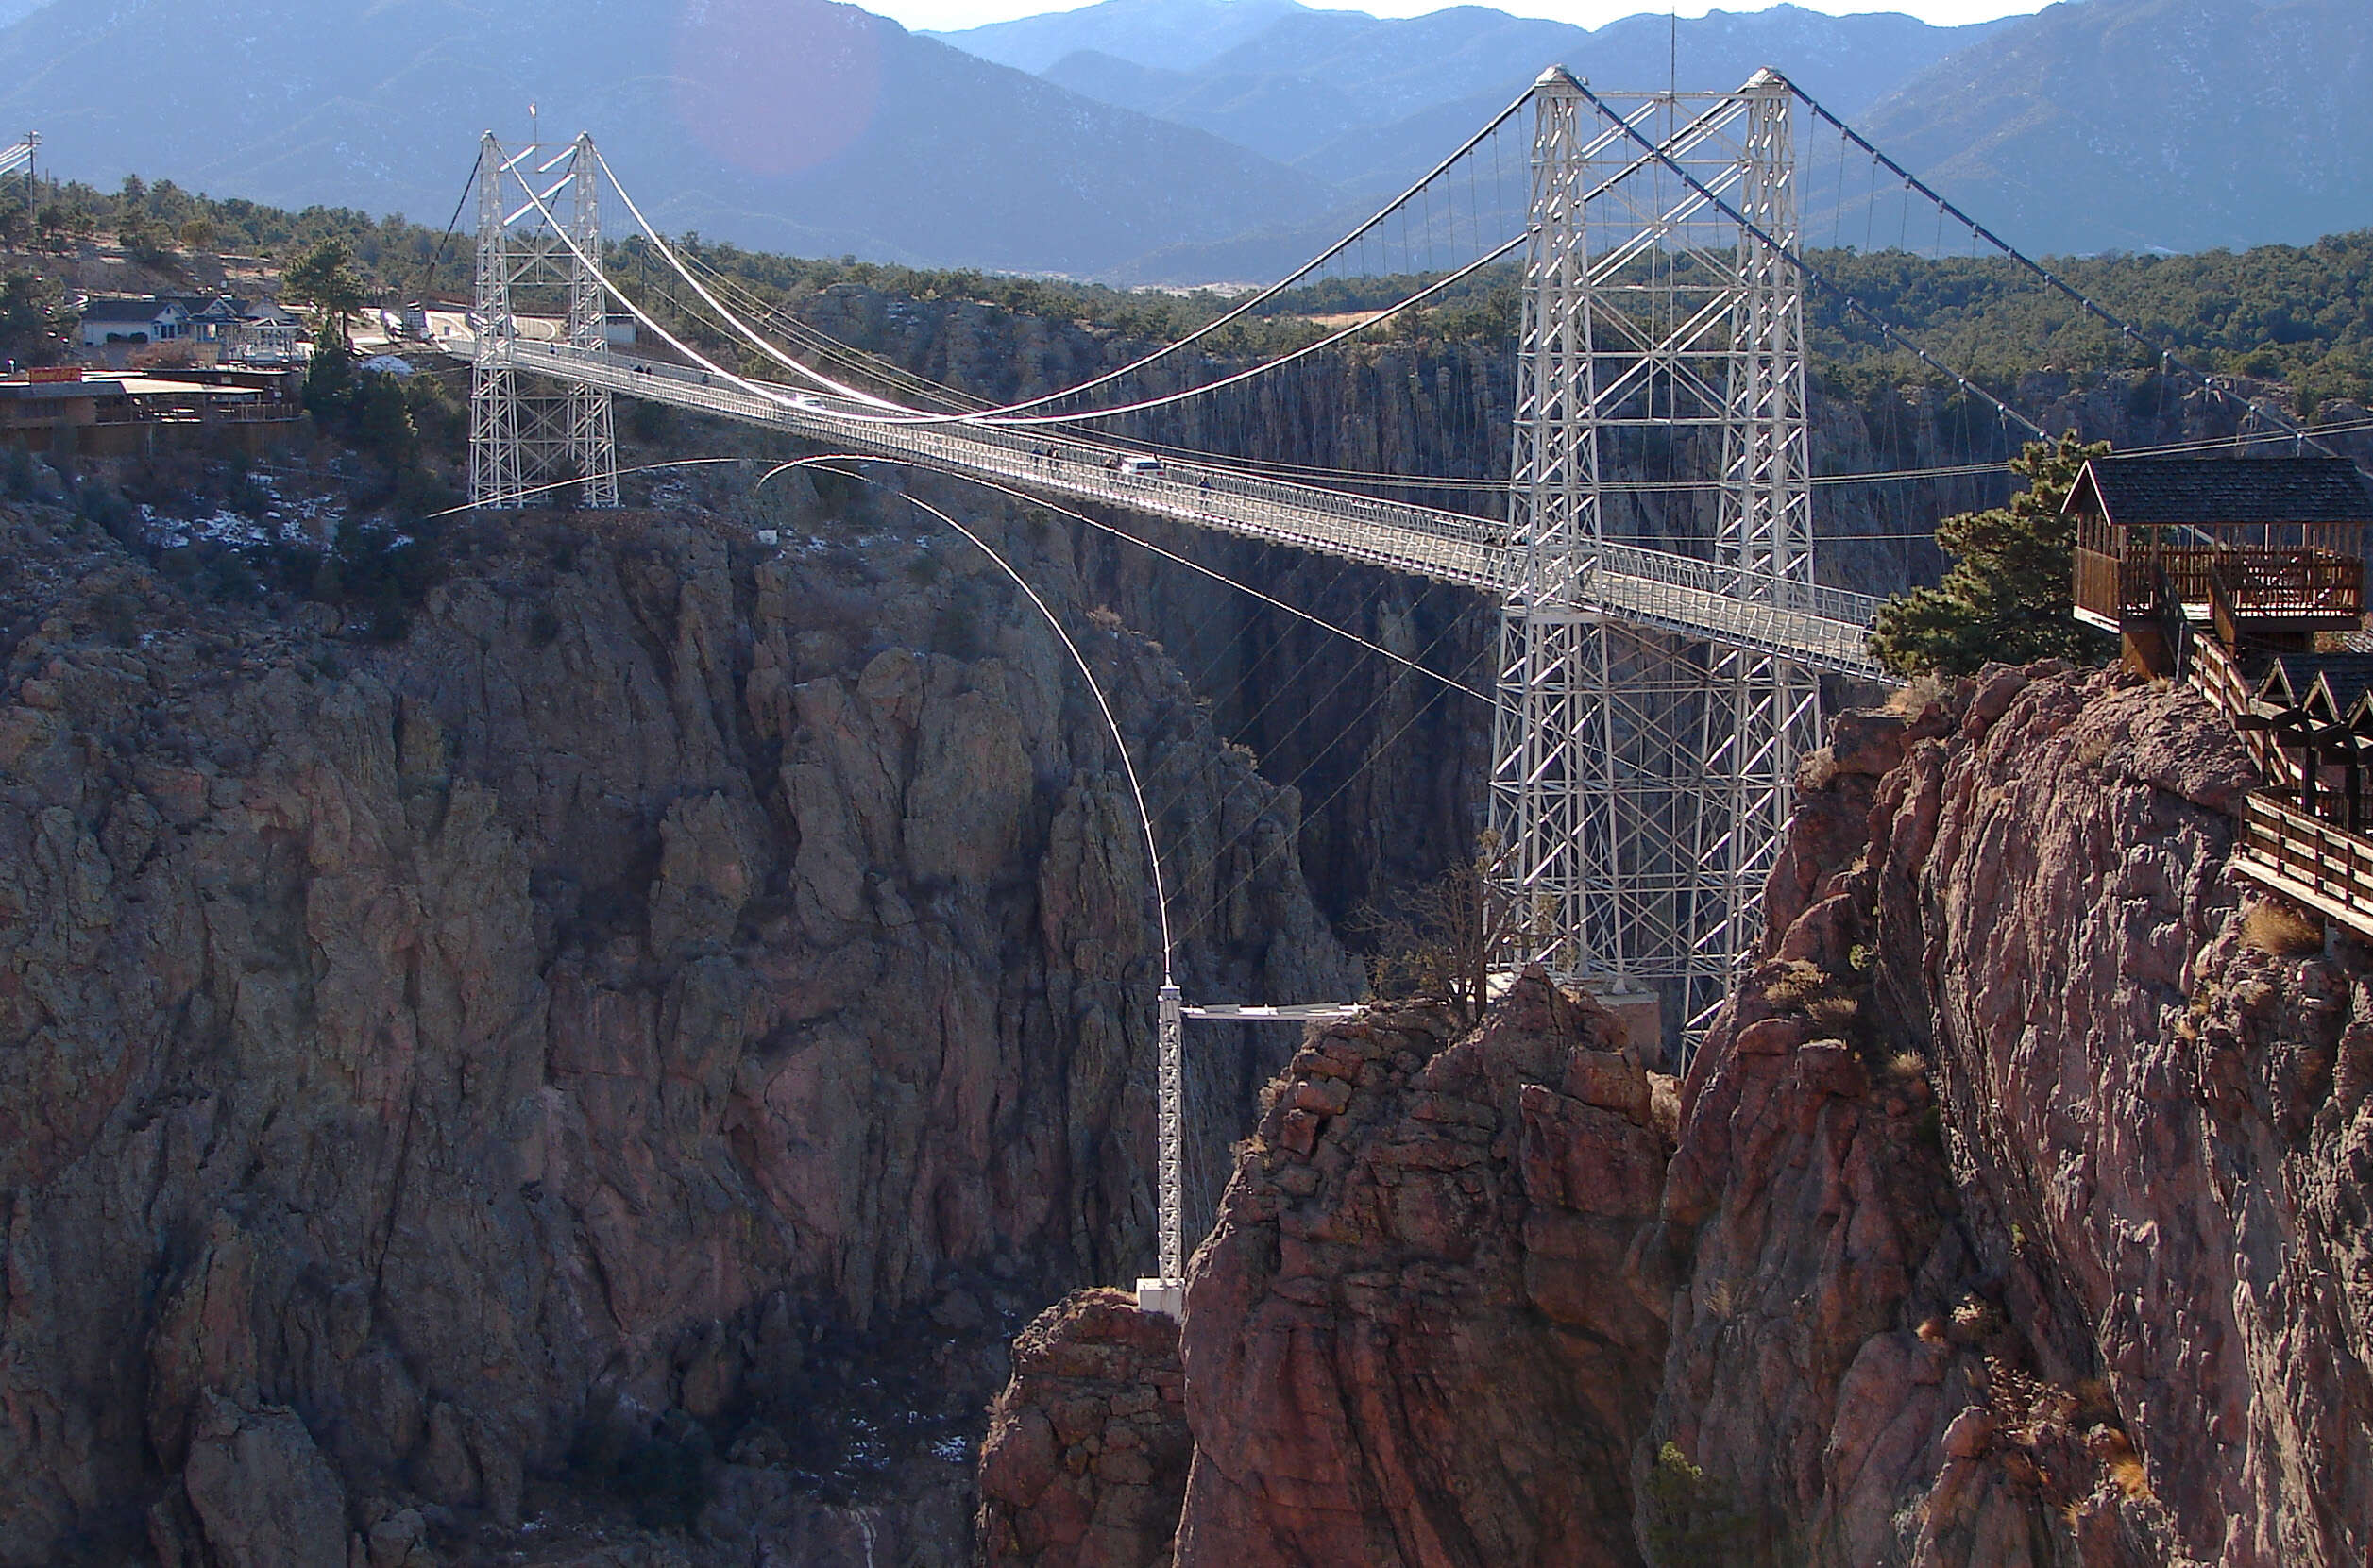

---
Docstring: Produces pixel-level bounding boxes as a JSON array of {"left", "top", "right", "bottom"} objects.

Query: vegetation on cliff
[{"left": 1868, "top": 433, "right": 2115, "bottom": 676}]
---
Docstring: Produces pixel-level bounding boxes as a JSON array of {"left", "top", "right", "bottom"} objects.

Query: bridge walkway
[{"left": 448, "top": 334, "right": 1883, "bottom": 677}]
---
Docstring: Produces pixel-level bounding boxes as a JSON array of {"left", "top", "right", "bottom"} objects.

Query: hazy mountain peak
[{"left": 926, "top": 0, "right": 1310, "bottom": 74}]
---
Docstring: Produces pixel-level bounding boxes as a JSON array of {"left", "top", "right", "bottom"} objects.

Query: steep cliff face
[
  {"left": 1659, "top": 665, "right": 2372, "bottom": 1565},
  {"left": 984, "top": 666, "right": 2373, "bottom": 1565},
  {"left": 975, "top": 1289, "right": 1190, "bottom": 1568},
  {"left": 0, "top": 472, "right": 1355, "bottom": 1565},
  {"left": 1171, "top": 975, "right": 1676, "bottom": 1568}
]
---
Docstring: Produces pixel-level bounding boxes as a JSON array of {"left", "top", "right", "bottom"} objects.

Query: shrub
[
  {"left": 1641, "top": 1442, "right": 1747, "bottom": 1565},
  {"left": 1870, "top": 434, "right": 2115, "bottom": 677},
  {"left": 2242, "top": 900, "right": 2322, "bottom": 956}
]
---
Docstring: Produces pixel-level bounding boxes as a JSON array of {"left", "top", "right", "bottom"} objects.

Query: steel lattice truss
[
  {"left": 469, "top": 133, "right": 618, "bottom": 511},
  {"left": 1492, "top": 70, "right": 1822, "bottom": 1037}
]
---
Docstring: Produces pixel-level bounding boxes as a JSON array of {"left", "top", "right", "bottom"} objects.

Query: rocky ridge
[{"left": 982, "top": 664, "right": 2373, "bottom": 1564}]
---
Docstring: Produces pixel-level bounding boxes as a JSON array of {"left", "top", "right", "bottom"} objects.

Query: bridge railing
[
  {"left": 469, "top": 336, "right": 1885, "bottom": 672},
  {"left": 498, "top": 336, "right": 1516, "bottom": 583},
  {"left": 1590, "top": 541, "right": 1880, "bottom": 626}
]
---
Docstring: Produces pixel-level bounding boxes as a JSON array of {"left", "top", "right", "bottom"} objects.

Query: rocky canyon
[
  {"left": 0, "top": 461, "right": 1356, "bottom": 1566},
  {"left": 981, "top": 662, "right": 2373, "bottom": 1566},
  {"left": 5, "top": 284, "right": 2372, "bottom": 1567}
]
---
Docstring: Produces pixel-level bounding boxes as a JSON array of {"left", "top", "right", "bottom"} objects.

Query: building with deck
[{"left": 2068, "top": 454, "right": 2373, "bottom": 935}]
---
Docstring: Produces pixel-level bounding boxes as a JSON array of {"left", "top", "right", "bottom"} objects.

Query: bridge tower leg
[
  {"left": 1492, "top": 68, "right": 1821, "bottom": 1051},
  {"left": 466, "top": 132, "right": 523, "bottom": 512},
  {"left": 467, "top": 132, "right": 618, "bottom": 510},
  {"left": 564, "top": 135, "right": 619, "bottom": 508}
]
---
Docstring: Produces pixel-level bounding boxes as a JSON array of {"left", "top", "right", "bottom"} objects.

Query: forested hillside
[
  {"left": 619, "top": 228, "right": 2373, "bottom": 422},
  {"left": 15, "top": 166, "right": 2371, "bottom": 422}
]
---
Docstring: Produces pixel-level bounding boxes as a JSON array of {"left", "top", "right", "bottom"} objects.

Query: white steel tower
[
  {"left": 468, "top": 132, "right": 618, "bottom": 510},
  {"left": 1491, "top": 68, "right": 1821, "bottom": 1043}
]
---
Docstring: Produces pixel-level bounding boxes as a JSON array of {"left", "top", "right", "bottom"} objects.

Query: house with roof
[
  {"left": 76, "top": 295, "right": 191, "bottom": 348},
  {"left": 2067, "top": 454, "right": 2373, "bottom": 933},
  {"left": 231, "top": 300, "right": 305, "bottom": 363},
  {"left": 2066, "top": 454, "right": 2373, "bottom": 670},
  {"left": 186, "top": 295, "right": 246, "bottom": 349}
]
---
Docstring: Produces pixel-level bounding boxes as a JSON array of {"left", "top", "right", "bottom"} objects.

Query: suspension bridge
[{"left": 429, "top": 65, "right": 2338, "bottom": 1309}]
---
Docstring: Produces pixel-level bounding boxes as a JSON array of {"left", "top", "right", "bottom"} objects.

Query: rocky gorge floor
[{"left": 981, "top": 662, "right": 2373, "bottom": 1566}]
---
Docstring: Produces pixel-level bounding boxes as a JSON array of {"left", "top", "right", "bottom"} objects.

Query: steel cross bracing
[
  {"left": 468, "top": 133, "right": 618, "bottom": 510},
  {"left": 1490, "top": 68, "right": 1825, "bottom": 1035},
  {"left": 445, "top": 90, "right": 1877, "bottom": 1000}
]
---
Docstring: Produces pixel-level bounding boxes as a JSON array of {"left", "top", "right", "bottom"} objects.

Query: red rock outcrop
[
  {"left": 1008, "top": 663, "right": 2373, "bottom": 1567},
  {"left": 1165, "top": 973, "right": 1675, "bottom": 1567},
  {"left": 975, "top": 1289, "right": 1191, "bottom": 1568},
  {"left": 1660, "top": 662, "right": 2370, "bottom": 1565}
]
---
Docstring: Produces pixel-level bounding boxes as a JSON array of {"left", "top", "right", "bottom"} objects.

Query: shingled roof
[
  {"left": 2259, "top": 651, "right": 2373, "bottom": 721},
  {"left": 2066, "top": 456, "right": 2373, "bottom": 527}
]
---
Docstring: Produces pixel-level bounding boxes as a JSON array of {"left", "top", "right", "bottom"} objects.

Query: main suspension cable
[{"left": 1784, "top": 74, "right": 2356, "bottom": 472}]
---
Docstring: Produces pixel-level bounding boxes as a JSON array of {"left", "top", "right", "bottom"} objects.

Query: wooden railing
[
  {"left": 2212, "top": 549, "right": 2364, "bottom": 623},
  {"left": 2238, "top": 791, "right": 2373, "bottom": 935},
  {"left": 2076, "top": 539, "right": 2363, "bottom": 626},
  {"left": 2190, "top": 632, "right": 2299, "bottom": 787}
]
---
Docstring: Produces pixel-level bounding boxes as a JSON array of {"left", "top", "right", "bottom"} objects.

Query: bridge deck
[{"left": 447, "top": 335, "right": 1882, "bottom": 676}]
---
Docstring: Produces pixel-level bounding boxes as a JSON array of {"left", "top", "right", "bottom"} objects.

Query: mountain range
[
  {"left": 962, "top": 3, "right": 2016, "bottom": 183},
  {"left": 1856, "top": 0, "right": 2373, "bottom": 256},
  {"left": 0, "top": 0, "right": 2359, "bottom": 280}
]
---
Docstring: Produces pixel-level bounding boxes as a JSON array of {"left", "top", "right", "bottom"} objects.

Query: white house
[
  {"left": 77, "top": 295, "right": 191, "bottom": 347},
  {"left": 231, "top": 301, "right": 305, "bottom": 363}
]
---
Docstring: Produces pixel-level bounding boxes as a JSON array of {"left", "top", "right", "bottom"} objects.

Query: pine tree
[
  {"left": 1869, "top": 432, "right": 2117, "bottom": 676},
  {"left": 284, "top": 237, "right": 366, "bottom": 349}
]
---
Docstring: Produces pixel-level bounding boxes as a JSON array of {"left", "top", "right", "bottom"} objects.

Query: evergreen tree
[
  {"left": 284, "top": 236, "right": 366, "bottom": 348},
  {"left": 0, "top": 270, "right": 72, "bottom": 366},
  {"left": 1869, "top": 433, "right": 2117, "bottom": 676}
]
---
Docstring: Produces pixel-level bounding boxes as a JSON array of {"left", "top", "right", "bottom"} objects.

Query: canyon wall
[
  {"left": 0, "top": 471, "right": 1355, "bottom": 1566},
  {"left": 984, "top": 664, "right": 2373, "bottom": 1565}
]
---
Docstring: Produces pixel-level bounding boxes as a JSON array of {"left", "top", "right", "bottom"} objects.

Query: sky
[{"left": 879, "top": 0, "right": 2052, "bottom": 35}]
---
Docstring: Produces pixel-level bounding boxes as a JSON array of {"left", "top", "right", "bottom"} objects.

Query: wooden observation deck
[
  {"left": 2068, "top": 456, "right": 2373, "bottom": 935},
  {"left": 2068, "top": 455, "right": 2371, "bottom": 670}
]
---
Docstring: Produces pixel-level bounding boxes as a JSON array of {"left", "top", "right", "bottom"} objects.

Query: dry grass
[
  {"left": 2070, "top": 1377, "right": 2120, "bottom": 1429},
  {"left": 1886, "top": 670, "right": 1948, "bottom": 716},
  {"left": 1887, "top": 1050, "right": 1926, "bottom": 1080},
  {"left": 1796, "top": 748, "right": 1840, "bottom": 792},
  {"left": 2243, "top": 900, "right": 2324, "bottom": 957},
  {"left": 1762, "top": 958, "right": 1828, "bottom": 1007},
  {"left": 2094, "top": 1429, "right": 2154, "bottom": 1500},
  {"left": 1950, "top": 1296, "right": 2005, "bottom": 1342},
  {"left": 1806, "top": 993, "right": 1862, "bottom": 1032}
]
